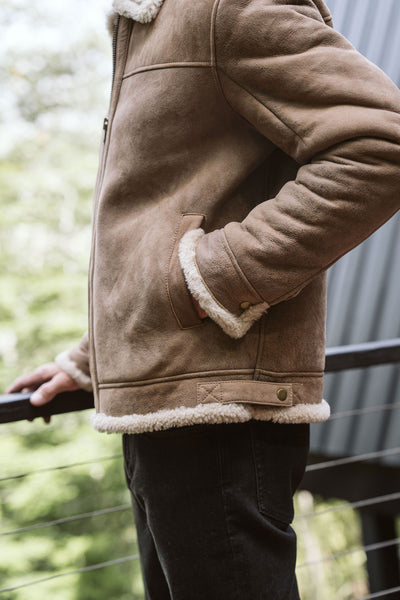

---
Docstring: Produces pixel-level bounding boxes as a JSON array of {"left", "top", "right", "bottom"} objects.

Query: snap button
[
  {"left": 240, "top": 301, "right": 251, "bottom": 310},
  {"left": 276, "top": 388, "right": 288, "bottom": 402}
]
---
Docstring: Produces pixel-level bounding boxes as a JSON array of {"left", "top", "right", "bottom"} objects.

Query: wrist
[{"left": 190, "top": 293, "right": 208, "bottom": 319}]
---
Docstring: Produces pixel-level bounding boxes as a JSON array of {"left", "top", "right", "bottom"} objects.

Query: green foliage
[
  {"left": 294, "top": 492, "right": 369, "bottom": 599},
  {"left": 0, "top": 0, "right": 144, "bottom": 597},
  {"left": 0, "top": 417, "right": 144, "bottom": 599}
]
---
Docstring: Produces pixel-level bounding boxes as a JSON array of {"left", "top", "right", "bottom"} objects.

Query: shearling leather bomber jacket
[{"left": 56, "top": 0, "right": 400, "bottom": 434}]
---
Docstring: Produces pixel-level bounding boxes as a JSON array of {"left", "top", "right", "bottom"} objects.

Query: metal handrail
[{"left": 1, "top": 338, "right": 399, "bottom": 424}]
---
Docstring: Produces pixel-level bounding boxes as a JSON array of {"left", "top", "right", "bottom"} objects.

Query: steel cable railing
[
  {"left": 0, "top": 555, "right": 140, "bottom": 594},
  {"left": 0, "top": 453, "right": 123, "bottom": 482},
  {"left": 305, "top": 447, "right": 400, "bottom": 472},
  {"left": 329, "top": 402, "right": 400, "bottom": 420},
  {"left": 297, "top": 537, "right": 400, "bottom": 569},
  {"left": 0, "top": 504, "right": 132, "bottom": 536},
  {"left": 294, "top": 491, "right": 400, "bottom": 521},
  {"left": 0, "top": 338, "right": 399, "bottom": 598},
  {"left": 359, "top": 586, "right": 400, "bottom": 600}
]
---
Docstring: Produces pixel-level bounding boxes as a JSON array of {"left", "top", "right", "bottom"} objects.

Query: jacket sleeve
[
  {"left": 179, "top": 0, "right": 400, "bottom": 338},
  {"left": 55, "top": 331, "right": 93, "bottom": 391}
]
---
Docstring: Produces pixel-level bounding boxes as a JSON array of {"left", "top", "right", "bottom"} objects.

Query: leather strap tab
[{"left": 197, "top": 380, "right": 293, "bottom": 407}]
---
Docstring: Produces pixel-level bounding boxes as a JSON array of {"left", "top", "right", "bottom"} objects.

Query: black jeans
[{"left": 122, "top": 419, "right": 309, "bottom": 600}]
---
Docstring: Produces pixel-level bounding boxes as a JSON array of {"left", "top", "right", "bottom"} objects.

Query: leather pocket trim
[{"left": 167, "top": 213, "right": 206, "bottom": 329}]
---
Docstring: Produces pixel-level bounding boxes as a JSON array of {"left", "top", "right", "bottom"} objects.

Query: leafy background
[{"left": 0, "top": 0, "right": 371, "bottom": 598}]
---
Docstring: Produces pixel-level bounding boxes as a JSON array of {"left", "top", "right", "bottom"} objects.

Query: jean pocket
[
  {"left": 166, "top": 212, "right": 206, "bottom": 329},
  {"left": 249, "top": 420, "right": 309, "bottom": 526}
]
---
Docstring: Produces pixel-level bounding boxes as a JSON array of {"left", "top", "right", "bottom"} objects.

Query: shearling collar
[{"left": 112, "top": 0, "right": 165, "bottom": 23}]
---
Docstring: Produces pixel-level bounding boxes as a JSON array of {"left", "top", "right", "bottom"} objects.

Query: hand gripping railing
[{"left": 1, "top": 338, "right": 399, "bottom": 424}]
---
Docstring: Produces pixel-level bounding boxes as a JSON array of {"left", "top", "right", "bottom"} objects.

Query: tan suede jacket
[{"left": 56, "top": 0, "right": 400, "bottom": 434}]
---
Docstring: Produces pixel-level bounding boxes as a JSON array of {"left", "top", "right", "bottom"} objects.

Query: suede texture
[{"left": 66, "top": 0, "right": 400, "bottom": 431}]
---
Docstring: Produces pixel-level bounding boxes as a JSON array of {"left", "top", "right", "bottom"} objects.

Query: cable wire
[
  {"left": 305, "top": 447, "right": 400, "bottom": 472},
  {"left": 0, "top": 454, "right": 123, "bottom": 482},
  {"left": 295, "top": 491, "right": 400, "bottom": 521},
  {"left": 0, "top": 504, "right": 132, "bottom": 536},
  {"left": 0, "top": 554, "right": 140, "bottom": 594},
  {"left": 297, "top": 537, "right": 400, "bottom": 569},
  {"left": 329, "top": 402, "right": 400, "bottom": 420},
  {"left": 359, "top": 586, "right": 400, "bottom": 600}
]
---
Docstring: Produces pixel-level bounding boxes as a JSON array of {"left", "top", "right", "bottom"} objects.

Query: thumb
[{"left": 30, "top": 371, "right": 79, "bottom": 406}]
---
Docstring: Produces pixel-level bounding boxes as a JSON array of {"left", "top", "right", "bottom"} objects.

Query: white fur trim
[
  {"left": 112, "top": 0, "right": 164, "bottom": 23},
  {"left": 178, "top": 228, "right": 269, "bottom": 339},
  {"left": 90, "top": 400, "right": 330, "bottom": 434},
  {"left": 55, "top": 351, "right": 93, "bottom": 392}
]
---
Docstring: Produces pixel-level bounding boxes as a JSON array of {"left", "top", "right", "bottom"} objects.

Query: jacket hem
[
  {"left": 90, "top": 399, "right": 330, "bottom": 434},
  {"left": 179, "top": 228, "right": 269, "bottom": 338},
  {"left": 55, "top": 350, "right": 93, "bottom": 392}
]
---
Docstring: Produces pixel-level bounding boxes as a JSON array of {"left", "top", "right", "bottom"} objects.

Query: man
[{"left": 7, "top": 0, "right": 400, "bottom": 597}]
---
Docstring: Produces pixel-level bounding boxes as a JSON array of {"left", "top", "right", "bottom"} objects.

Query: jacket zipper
[
  {"left": 89, "top": 15, "right": 132, "bottom": 408},
  {"left": 103, "top": 15, "right": 120, "bottom": 143}
]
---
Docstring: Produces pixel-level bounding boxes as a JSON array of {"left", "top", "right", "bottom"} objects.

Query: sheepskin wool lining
[
  {"left": 91, "top": 399, "right": 331, "bottom": 434},
  {"left": 112, "top": 0, "right": 165, "bottom": 23},
  {"left": 179, "top": 228, "right": 269, "bottom": 339},
  {"left": 55, "top": 351, "right": 93, "bottom": 392}
]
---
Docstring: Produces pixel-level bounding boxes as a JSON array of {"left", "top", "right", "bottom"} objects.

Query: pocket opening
[{"left": 167, "top": 212, "right": 206, "bottom": 330}]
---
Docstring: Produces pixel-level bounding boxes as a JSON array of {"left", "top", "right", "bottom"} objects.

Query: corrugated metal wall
[{"left": 310, "top": 0, "right": 400, "bottom": 464}]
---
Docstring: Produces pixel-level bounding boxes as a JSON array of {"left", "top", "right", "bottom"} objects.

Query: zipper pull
[{"left": 103, "top": 117, "right": 109, "bottom": 142}]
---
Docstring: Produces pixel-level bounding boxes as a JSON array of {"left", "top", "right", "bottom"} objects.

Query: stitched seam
[
  {"left": 221, "top": 230, "right": 265, "bottom": 303},
  {"left": 123, "top": 61, "right": 211, "bottom": 79},
  {"left": 212, "top": 0, "right": 306, "bottom": 149},
  {"left": 217, "top": 440, "right": 247, "bottom": 599},
  {"left": 249, "top": 425, "right": 263, "bottom": 517},
  {"left": 259, "top": 369, "right": 323, "bottom": 378},
  {"left": 210, "top": 0, "right": 228, "bottom": 111},
  {"left": 254, "top": 315, "right": 265, "bottom": 380},
  {"left": 210, "top": 0, "right": 264, "bottom": 134},
  {"left": 219, "top": 69, "right": 305, "bottom": 146},
  {"left": 202, "top": 383, "right": 221, "bottom": 404},
  {"left": 90, "top": 16, "right": 132, "bottom": 408},
  {"left": 98, "top": 370, "right": 323, "bottom": 387},
  {"left": 98, "top": 369, "right": 254, "bottom": 387},
  {"left": 166, "top": 213, "right": 206, "bottom": 330}
]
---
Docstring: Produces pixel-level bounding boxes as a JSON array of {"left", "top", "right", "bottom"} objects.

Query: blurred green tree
[{"left": 0, "top": 0, "right": 144, "bottom": 597}]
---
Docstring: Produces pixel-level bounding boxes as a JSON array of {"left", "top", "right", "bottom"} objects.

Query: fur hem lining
[
  {"left": 112, "top": 0, "right": 165, "bottom": 23},
  {"left": 55, "top": 351, "right": 93, "bottom": 392},
  {"left": 90, "top": 400, "right": 330, "bottom": 434},
  {"left": 178, "top": 228, "right": 269, "bottom": 339}
]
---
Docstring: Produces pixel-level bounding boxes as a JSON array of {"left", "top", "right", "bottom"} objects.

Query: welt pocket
[{"left": 167, "top": 213, "right": 206, "bottom": 330}]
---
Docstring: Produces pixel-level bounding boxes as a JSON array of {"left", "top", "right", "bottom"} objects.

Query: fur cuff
[
  {"left": 55, "top": 350, "right": 93, "bottom": 392},
  {"left": 178, "top": 228, "right": 269, "bottom": 339},
  {"left": 112, "top": 0, "right": 165, "bottom": 23}
]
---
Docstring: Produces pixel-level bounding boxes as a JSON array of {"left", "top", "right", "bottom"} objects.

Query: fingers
[
  {"left": 191, "top": 295, "right": 208, "bottom": 319},
  {"left": 27, "top": 416, "right": 51, "bottom": 424},
  {"left": 30, "top": 371, "right": 79, "bottom": 406},
  {"left": 6, "top": 363, "right": 60, "bottom": 394}
]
